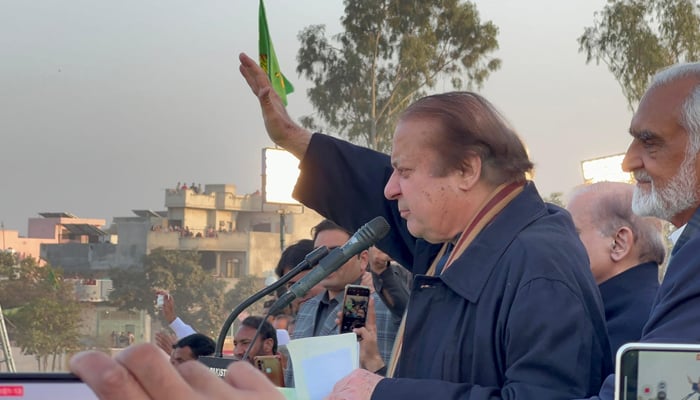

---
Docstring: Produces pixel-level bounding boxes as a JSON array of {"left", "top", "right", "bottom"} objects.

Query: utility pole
[
  {"left": 0, "top": 303, "right": 16, "bottom": 372},
  {"left": 0, "top": 221, "right": 15, "bottom": 371},
  {"left": 278, "top": 209, "right": 286, "bottom": 251}
]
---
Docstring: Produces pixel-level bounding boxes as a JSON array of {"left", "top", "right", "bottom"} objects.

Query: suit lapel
[{"left": 319, "top": 300, "right": 340, "bottom": 336}]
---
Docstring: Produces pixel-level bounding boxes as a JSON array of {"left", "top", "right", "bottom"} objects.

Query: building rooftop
[{"left": 38, "top": 212, "right": 79, "bottom": 219}]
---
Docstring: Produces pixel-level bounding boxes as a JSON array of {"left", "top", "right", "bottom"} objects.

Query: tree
[
  {"left": 1, "top": 260, "right": 83, "bottom": 371},
  {"left": 13, "top": 294, "right": 82, "bottom": 371},
  {"left": 0, "top": 251, "right": 17, "bottom": 273},
  {"left": 223, "top": 274, "right": 266, "bottom": 318},
  {"left": 296, "top": 0, "right": 501, "bottom": 152},
  {"left": 0, "top": 256, "right": 49, "bottom": 309},
  {"left": 109, "top": 248, "right": 226, "bottom": 337},
  {"left": 579, "top": 0, "right": 700, "bottom": 108}
]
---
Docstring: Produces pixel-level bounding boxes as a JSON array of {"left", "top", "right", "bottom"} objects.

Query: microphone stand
[{"left": 213, "top": 245, "right": 329, "bottom": 357}]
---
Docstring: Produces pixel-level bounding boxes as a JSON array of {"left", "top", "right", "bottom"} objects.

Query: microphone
[
  {"left": 212, "top": 245, "right": 329, "bottom": 357},
  {"left": 269, "top": 216, "right": 390, "bottom": 315}
]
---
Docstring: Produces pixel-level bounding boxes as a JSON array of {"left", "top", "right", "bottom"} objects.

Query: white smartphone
[
  {"left": 156, "top": 294, "right": 165, "bottom": 309},
  {"left": 0, "top": 373, "right": 98, "bottom": 399},
  {"left": 615, "top": 342, "right": 700, "bottom": 400}
]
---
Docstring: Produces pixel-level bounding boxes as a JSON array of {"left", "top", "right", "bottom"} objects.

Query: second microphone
[{"left": 269, "top": 216, "right": 390, "bottom": 315}]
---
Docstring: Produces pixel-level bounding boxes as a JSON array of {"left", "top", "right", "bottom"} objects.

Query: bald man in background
[{"left": 567, "top": 181, "right": 665, "bottom": 357}]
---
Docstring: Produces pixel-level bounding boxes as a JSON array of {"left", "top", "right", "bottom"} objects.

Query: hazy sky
[{"left": 1, "top": 0, "right": 635, "bottom": 235}]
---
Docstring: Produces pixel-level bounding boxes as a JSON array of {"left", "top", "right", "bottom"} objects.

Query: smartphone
[
  {"left": 254, "top": 355, "right": 284, "bottom": 387},
  {"left": 615, "top": 342, "right": 700, "bottom": 400},
  {"left": 156, "top": 294, "right": 165, "bottom": 309},
  {"left": 339, "top": 284, "right": 370, "bottom": 334},
  {"left": 0, "top": 373, "right": 97, "bottom": 399}
]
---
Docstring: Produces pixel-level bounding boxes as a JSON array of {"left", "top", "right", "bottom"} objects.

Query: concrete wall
[
  {"left": 41, "top": 243, "right": 117, "bottom": 271},
  {"left": 248, "top": 232, "right": 286, "bottom": 277},
  {"left": 114, "top": 218, "right": 151, "bottom": 268},
  {"left": 0, "top": 229, "right": 54, "bottom": 263}
]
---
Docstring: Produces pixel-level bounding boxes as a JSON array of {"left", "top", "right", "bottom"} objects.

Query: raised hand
[{"left": 238, "top": 52, "right": 312, "bottom": 160}]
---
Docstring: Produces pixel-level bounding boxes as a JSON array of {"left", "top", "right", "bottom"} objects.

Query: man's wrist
[{"left": 363, "top": 356, "right": 385, "bottom": 375}]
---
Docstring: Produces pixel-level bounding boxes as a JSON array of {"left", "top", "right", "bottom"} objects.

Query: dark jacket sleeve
[
  {"left": 293, "top": 133, "right": 416, "bottom": 270},
  {"left": 640, "top": 234, "right": 700, "bottom": 343}
]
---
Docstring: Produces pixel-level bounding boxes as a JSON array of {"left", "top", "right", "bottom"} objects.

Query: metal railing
[{"left": 0, "top": 303, "right": 16, "bottom": 372}]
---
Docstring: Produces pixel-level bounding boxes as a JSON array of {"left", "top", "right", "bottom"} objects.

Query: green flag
[{"left": 259, "top": 0, "right": 294, "bottom": 105}]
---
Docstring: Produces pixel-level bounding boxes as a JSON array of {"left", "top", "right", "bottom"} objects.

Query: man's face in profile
[{"left": 625, "top": 77, "right": 700, "bottom": 223}]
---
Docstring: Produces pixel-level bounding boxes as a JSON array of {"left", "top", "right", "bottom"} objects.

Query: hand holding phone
[
  {"left": 339, "top": 284, "right": 371, "bottom": 334},
  {"left": 616, "top": 342, "right": 700, "bottom": 400},
  {"left": 156, "top": 294, "right": 165, "bottom": 309}
]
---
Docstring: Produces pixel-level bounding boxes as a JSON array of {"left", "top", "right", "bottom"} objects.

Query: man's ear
[
  {"left": 358, "top": 249, "right": 369, "bottom": 270},
  {"left": 610, "top": 226, "right": 634, "bottom": 262},
  {"left": 457, "top": 153, "right": 482, "bottom": 191}
]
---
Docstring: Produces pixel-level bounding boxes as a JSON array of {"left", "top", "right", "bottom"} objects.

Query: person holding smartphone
[
  {"left": 153, "top": 290, "right": 198, "bottom": 357},
  {"left": 232, "top": 316, "right": 278, "bottom": 364},
  {"left": 292, "top": 219, "right": 398, "bottom": 364},
  {"left": 285, "top": 219, "right": 400, "bottom": 387},
  {"left": 335, "top": 295, "right": 387, "bottom": 376},
  {"left": 156, "top": 290, "right": 197, "bottom": 338},
  {"left": 232, "top": 316, "right": 286, "bottom": 387}
]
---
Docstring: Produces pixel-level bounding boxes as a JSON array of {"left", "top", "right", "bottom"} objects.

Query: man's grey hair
[{"left": 649, "top": 62, "right": 700, "bottom": 154}]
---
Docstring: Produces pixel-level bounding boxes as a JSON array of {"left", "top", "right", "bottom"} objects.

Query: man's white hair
[{"left": 649, "top": 62, "right": 700, "bottom": 154}]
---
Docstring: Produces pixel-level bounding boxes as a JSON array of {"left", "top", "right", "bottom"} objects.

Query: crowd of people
[
  {"left": 66, "top": 55, "right": 700, "bottom": 400},
  {"left": 176, "top": 182, "right": 203, "bottom": 194},
  {"left": 109, "top": 331, "right": 135, "bottom": 348},
  {"left": 150, "top": 224, "right": 223, "bottom": 238}
]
